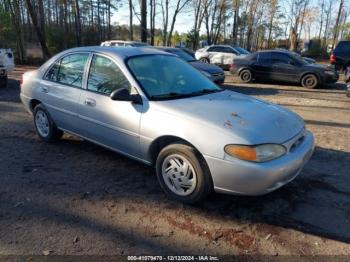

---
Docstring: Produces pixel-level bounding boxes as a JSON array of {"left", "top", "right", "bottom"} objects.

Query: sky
[
  {"left": 111, "top": 2, "right": 199, "bottom": 34},
  {"left": 111, "top": 0, "right": 345, "bottom": 39}
]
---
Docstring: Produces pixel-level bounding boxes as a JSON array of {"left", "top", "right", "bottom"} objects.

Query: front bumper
[
  {"left": 204, "top": 130, "right": 315, "bottom": 196},
  {"left": 323, "top": 72, "right": 339, "bottom": 83},
  {"left": 209, "top": 72, "right": 225, "bottom": 84}
]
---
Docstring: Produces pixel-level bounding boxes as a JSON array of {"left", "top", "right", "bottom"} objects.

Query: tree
[
  {"left": 332, "top": 0, "right": 344, "bottom": 50},
  {"left": 140, "top": 0, "right": 147, "bottom": 42},
  {"left": 24, "top": 0, "right": 50, "bottom": 58}
]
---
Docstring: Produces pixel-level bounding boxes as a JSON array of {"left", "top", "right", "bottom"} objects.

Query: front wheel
[
  {"left": 301, "top": 74, "right": 318, "bottom": 89},
  {"left": 200, "top": 57, "right": 210, "bottom": 64},
  {"left": 156, "top": 143, "right": 213, "bottom": 204},
  {"left": 0, "top": 75, "right": 8, "bottom": 88},
  {"left": 33, "top": 104, "right": 63, "bottom": 143}
]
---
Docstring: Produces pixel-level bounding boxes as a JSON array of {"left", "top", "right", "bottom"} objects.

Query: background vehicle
[
  {"left": 230, "top": 50, "right": 338, "bottom": 88},
  {"left": 330, "top": 40, "right": 350, "bottom": 71},
  {"left": 156, "top": 47, "right": 225, "bottom": 84},
  {"left": 20, "top": 47, "right": 314, "bottom": 203},
  {"left": 195, "top": 45, "right": 248, "bottom": 70},
  {"left": 100, "top": 40, "right": 150, "bottom": 47},
  {"left": 346, "top": 66, "right": 350, "bottom": 97},
  {"left": 0, "top": 49, "right": 15, "bottom": 88}
]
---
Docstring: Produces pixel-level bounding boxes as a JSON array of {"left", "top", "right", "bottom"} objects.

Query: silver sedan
[{"left": 20, "top": 47, "right": 315, "bottom": 203}]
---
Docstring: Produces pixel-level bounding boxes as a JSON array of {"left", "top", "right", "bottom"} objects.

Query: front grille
[
  {"left": 212, "top": 73, "right": 224, "bottom": 77},
  {"left": 290, "top": 135, "right": 305, "bottom": 152}
]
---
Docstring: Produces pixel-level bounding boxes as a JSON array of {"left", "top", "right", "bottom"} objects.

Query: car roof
[{"left": 58, "top": 46, "right": 171, "bottom": 59}]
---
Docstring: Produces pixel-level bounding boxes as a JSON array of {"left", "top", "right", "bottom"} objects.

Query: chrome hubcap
[
  {"left": 161, "top": 154, "right": 197, "bottom": 196},
  {"left": 35, "top": 111, "right": 49, "bottom": 137},
  {"left": 305, "top": 76, "right": 316, "bottom": 87}
]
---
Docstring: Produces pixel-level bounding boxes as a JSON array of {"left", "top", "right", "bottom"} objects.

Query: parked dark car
[
  {"left": 175, "top": 46, "right": 196, "bottom": 58},
  {"left": 156, "top": 47, "right": 225, "bottom": 84},
  {"left": 230, "top": 50, "right": 339, "bottom": 88},
  {"left": 330, "top": 40, "right": 350, "bottom": 71}
]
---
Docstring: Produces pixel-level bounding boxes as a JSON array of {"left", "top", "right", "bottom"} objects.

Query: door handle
[
  {"left": 41, "top": 86, "right": 49, "bottom": 93},
  {"left": 84, "top": 98, "right": 96, "bottom": 107}
]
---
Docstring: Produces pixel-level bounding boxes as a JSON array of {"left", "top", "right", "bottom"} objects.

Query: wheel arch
[
  {"left": 238, "top": 66, "right": 253, "bottom": 76},
  {"left": 300, "top": 71, "right": 321, "bottom": 83},
  {"left": 148, "top": 135, "right": 204, "bottom": 166},
  {"left": 29, "top": 99, "right": 42, "bottom": 112}
]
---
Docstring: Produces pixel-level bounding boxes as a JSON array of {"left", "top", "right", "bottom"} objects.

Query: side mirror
[{"left": 110, "top": 88, "right": 142, "bottom": 104}]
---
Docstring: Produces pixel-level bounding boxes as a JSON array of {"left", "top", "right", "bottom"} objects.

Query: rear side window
[
  {"left": 44, "top": 53, "right": 89, "bottom": 88},
  {"left": 87, "top": 55, "right": 130, "bottom": 95},
  {"left": 258, "top": 52, "right": 272, "bottom": 62}
]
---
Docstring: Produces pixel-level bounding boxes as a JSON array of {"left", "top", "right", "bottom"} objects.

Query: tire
[
  {"left": 200, "top": 57, "right": 210, "bottom": 64},
  {"left": 301, "top": 74, "right": 318, "bottom": 89},
  {"left": 33, "top": 104, "right": 63, "bottom": 143},
  {"left": 239, "top": 69, "right": 253, "bottom": 83},
  {"left": 156, "top": 142, "right": 213, "bottom": 204},
  {"left": 0, "top": 75, "right": 7, "bottom": 88}
]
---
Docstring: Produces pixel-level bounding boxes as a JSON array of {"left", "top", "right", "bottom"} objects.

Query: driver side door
[
  {"left": 271, "top": 53, "right": 298, "bottom": 82},
  {"left": 77, "top": 54, "right": 143, "bottom": 159}
]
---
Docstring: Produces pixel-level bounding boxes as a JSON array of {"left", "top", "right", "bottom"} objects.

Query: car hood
[
  {"left": 153, "top": 90, "right": 304, "bottom": 144},
  {"left": 189, "top": 61, "right": 223, "bottom": 74}
]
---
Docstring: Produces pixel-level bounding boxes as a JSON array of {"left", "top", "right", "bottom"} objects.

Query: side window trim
[{"left": 43, "top": 51, "right": 91, "bottom": 89}]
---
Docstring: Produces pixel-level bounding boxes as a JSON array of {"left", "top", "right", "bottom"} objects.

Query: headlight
[
  {"left": 200, "top": 70, "right": 212, "bottom": 78},
  {"left": 224, "top": 144, "right": 286, "bottom": 162}
]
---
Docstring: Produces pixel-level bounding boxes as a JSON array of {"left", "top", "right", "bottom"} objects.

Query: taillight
[
  {"left": 230, "top": 63, "right": 234, "bottom": 70},
  {"left": 330, "top": 54, "right": 336, "bottom": 63}
]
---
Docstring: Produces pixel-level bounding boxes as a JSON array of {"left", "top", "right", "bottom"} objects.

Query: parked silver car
[{"left": 20, "top": 47, "right": 315, "bottom": 203}]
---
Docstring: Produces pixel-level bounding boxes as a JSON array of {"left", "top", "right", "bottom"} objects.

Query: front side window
[
  {"left": 271, "top": 53, "right": 292, "bottom": 64},
  {"left": 127, "top": 55, "right": 221, "bottom": 100},
  {"left": 87, "top": 55, "right": 130, "bottom": 95},
  {"left": 222, "top": 47, "right": 236, "bottom": 54}
]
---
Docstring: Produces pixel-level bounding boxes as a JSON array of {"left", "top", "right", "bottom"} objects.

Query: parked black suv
[
  {"left": 230, "top": 50, "right": 339, "bottom": 88},
  {"left": 330, "top": 40, "right": 350, "bottom": 71}
]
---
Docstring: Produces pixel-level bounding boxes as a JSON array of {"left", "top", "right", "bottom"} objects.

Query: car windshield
[
  {"left": 167, "top": 49, "right": 196, "bottom": 62},
  {"left": 127, "top": 55, "right": 221, "bottom": 100}
]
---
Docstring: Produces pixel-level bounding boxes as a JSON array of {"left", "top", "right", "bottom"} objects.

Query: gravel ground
[{"left": 0, "top": 66, "right": 350, "bottom": 256}]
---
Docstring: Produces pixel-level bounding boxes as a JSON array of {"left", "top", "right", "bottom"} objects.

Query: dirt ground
[{"left": 0, "top": 66, "right": 350, "bottom": 256}]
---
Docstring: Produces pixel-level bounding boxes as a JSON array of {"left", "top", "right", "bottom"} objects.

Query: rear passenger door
[
  {"left": 40, "top": 52, "right": 89, "bottom": 134},
  {"left": 77, "top": 54, "right": 142, "bottom": 158},
  {"left": 251, "top": 52, "right": 273, "bottom": 79}
]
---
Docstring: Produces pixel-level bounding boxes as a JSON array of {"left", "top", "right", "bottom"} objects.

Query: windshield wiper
[
  {"left": 150, "top": 92, "right": 193, "bottom": 99},
  {"left": 150, "top": 89, "right": 223, "bottom": 100}
]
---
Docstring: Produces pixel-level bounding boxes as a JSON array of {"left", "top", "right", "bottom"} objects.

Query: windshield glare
[{"left": 127, "top": 55, "right": 220, "bottom": 99}]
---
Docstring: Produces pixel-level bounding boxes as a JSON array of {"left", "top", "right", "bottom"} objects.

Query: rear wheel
[
  {"left": 0, "top": 75, "right": 8, "bottom": 88},
  {"left": 200, "top": 57, "right": 210, "bottom": 64},
  {"left": 33, "top": 104, "right": 63, "bottom": 143},
  {"left": 301, "top": 74, "right": 318, "bottom": 89},
  {"left": 156, "top": 142, "right": 212, "bottom": 204},
  {"left": 239, "top": 69, "right": 253, "bottom": 83}
]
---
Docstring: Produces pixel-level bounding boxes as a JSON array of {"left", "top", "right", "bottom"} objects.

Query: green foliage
[{"left": 0, "top": 6, "right": 16, "bottom": 48}]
